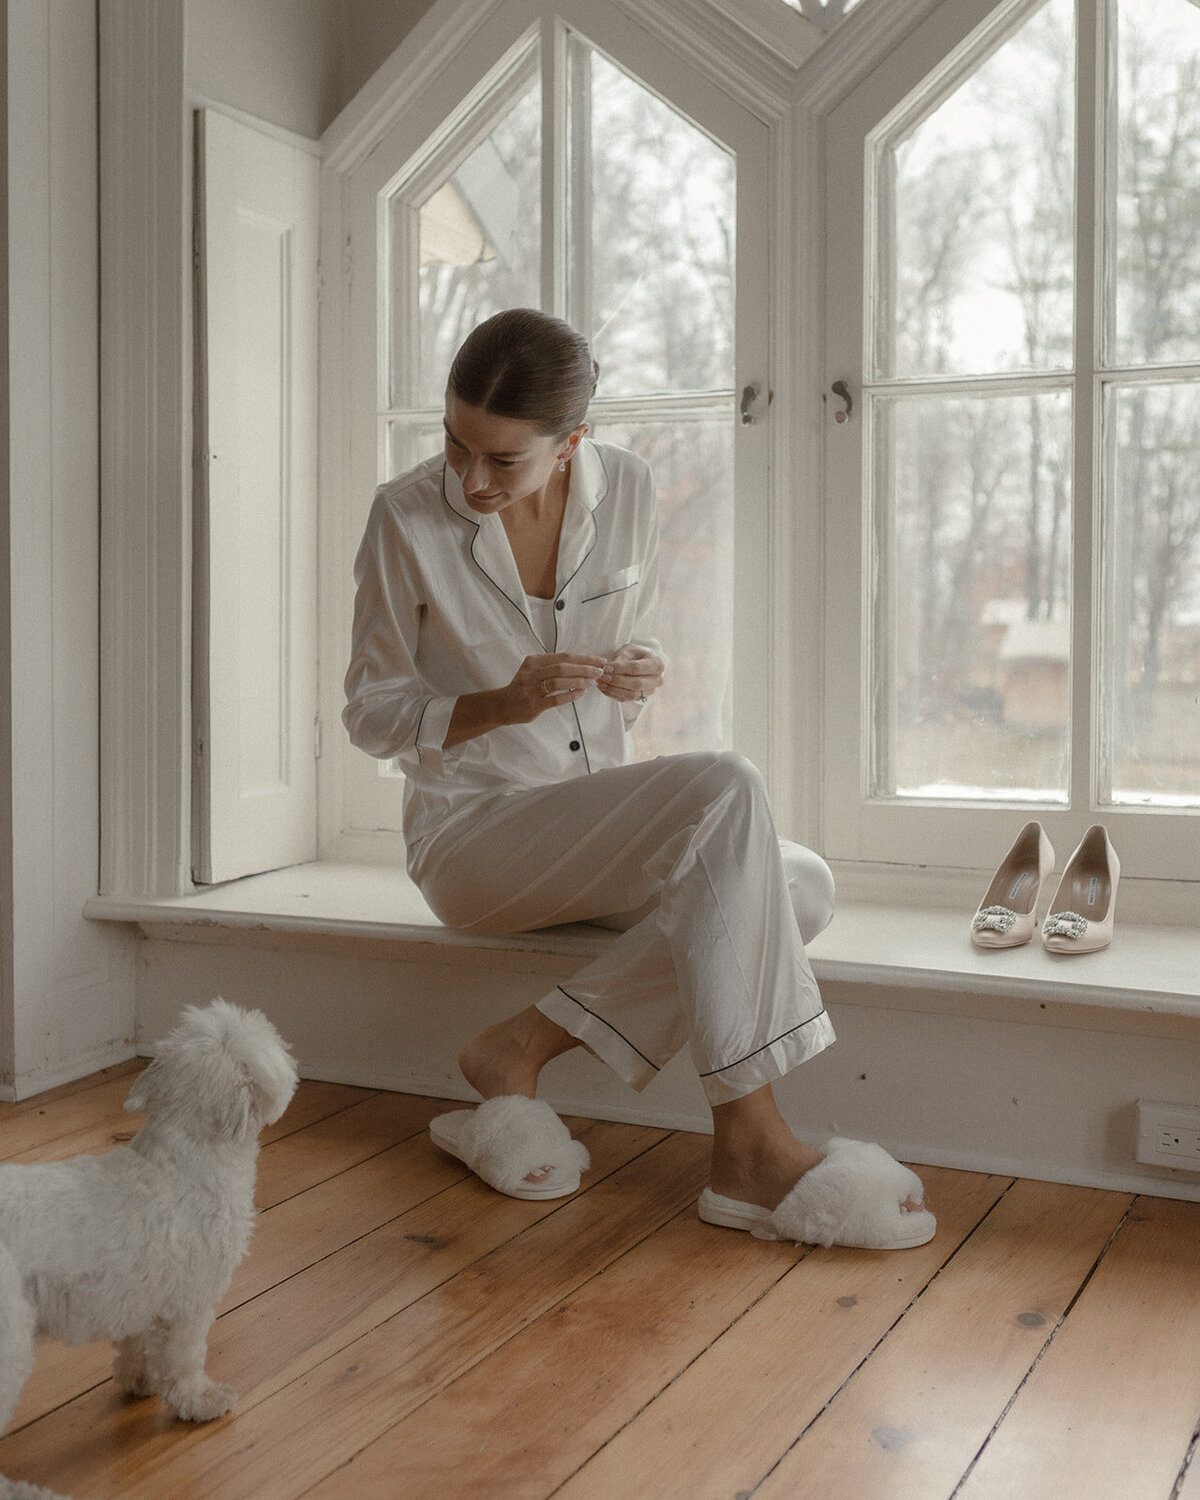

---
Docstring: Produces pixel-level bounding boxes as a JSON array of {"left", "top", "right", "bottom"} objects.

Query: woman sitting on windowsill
[{"left": 342, "top": 306, "right": 934, "bottom": 1251}]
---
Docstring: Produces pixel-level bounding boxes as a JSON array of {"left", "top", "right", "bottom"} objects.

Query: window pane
[
  {"left": 591, "top": 409, "right": 734, "bottom": 756},
  {"left": 387, "top": 68, "right": 542, "bottom": 409},
  {"left": 1112, "top": 0, "right": 1200, "bottom": 367},
  {"left": 877, "top": 0, "right": 1075, "bottom": 379},
  {"left": 873, "top": 389, "right": 1072, "bottom": 800},
  {"left": 578, "top": 48, "right": 735, "bottom": 396},
  {"left": 1106, "top": 383, "right": 1200, "bottom": 806},
  {"left": 385, "top": 419, "right": 444, "bottom": 491}
]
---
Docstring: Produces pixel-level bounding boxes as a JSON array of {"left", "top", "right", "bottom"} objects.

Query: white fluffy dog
[{"left": 0, "top": 999, "right": 298, "bottom": 1498}]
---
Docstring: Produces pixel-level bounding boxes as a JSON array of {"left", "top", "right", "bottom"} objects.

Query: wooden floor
[{"left": 3, "top": 1066, "right": 1200, "bottom": 1499}]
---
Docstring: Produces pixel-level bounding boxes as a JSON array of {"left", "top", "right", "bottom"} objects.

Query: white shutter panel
[{"left": 194, "top": 109, "right": 319, "bottom": 884}]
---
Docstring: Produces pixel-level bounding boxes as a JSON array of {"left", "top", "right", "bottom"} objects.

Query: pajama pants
[{"left": 410, "top": 750, "right": 836, "bottom": 1106}]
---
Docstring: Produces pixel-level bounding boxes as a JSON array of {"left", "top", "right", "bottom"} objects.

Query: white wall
[
  {"left": 185, "top": 0, "right": 439, "bottom": 138},
  {"left": 187, "top": 0, "right": 339, "bottom": 137},
  {"left": 330, "top": 0, "right": 438, "bottom": 127},
  {"left": 1, "top": 0, "right": 136, "bottom": 1099}
]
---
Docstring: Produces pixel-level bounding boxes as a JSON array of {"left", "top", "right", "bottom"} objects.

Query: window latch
[
  {"left": 740, "top": 382, "right": 762, "bottom": 425},
  {"left": 832, "top": 379, "right": 854, "bottom": 424}
]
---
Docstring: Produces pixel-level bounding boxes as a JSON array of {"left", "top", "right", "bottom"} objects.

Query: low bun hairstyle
[{"left": 447, "top": 308, "right": 599, "bottom": 439}]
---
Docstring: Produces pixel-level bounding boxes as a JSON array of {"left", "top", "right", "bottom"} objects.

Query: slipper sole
[{"left": 698, "top": 1186, "right": 936, "bottom": 1249}]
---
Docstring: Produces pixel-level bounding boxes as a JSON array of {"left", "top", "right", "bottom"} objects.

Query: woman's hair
[{"left": 447, "top": 308, "right": 599, "bottom": 438}]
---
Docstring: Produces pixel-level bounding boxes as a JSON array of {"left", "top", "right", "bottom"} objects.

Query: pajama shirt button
[
  {"left": 569, "top": 740, "right": 581, "bottom": 752},
  {"left": 555, "top": 599, "right": 565, "bottom": 610}
]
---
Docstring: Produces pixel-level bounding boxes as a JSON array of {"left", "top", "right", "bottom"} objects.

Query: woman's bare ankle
[
  {"left": 459, "top": 1007, "right": 579, "bottom": 1100},
  {"left": 708, "top": 1088, "right": 824, "bottom": 1210}
]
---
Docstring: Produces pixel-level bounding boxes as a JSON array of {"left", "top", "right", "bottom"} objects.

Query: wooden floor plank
[
  {"left": 256, "top": 1079, "right": 380, "bottom": 1146},
  {"left": 0, "top": 1121, "right": 685, "bottom": 1499},
  {"left": 555, "top": 1165, "right": 1010, "bottom": 1500},
  {"left": 0, "top": 1076, "right": 370, "bottom": 1169},
  {"left": 253, "top": 1088, "right": 446, "bottom": 1210},
  {"left": 0, "top": 1070, "right": 146, "bottom": 1163},
  {"left": 6, "top": 1070, "right": 1200, "bottom": 1500},
  {"left": 956, "top": 1195, "right": 1200, "bottom": 1500},
  {"left": 752, "top": 1178, "right": 1133, "bottom": 1500},
  {"left": 305, "top": 1204, "right": 801, "bottom": 1500},
  {"left": 224, "top": 1131, "right": 467, "bottom": 1307},
  {"left": 0, "top": 1059, "right": 141, "bottom": 1133}
]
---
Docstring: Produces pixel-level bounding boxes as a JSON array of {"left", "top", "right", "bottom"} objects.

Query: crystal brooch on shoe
[
  {"left": 972, "top": 905, "right": 1017, "bottom": 935},
  {"left": 1043, "top": 911, "right": 1088, "bottom": 939}
]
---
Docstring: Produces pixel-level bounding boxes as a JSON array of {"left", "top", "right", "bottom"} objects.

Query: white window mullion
[
  {"left": 565, "top": 30, "right": 594, "bottom": 341},
  {"left": 542, "top": 16, "right": 568, "bottom": 317},
  {"left": 1073, "top": 0, "right": 1102, "bottom": 813}
]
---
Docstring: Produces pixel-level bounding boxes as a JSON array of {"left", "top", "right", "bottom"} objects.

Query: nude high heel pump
[
  {"left": 1041, "top": 824, "right": 1119, "bottom": 954},
  {"left": 970, "top": 821, "right": 1055, "bottom": 948}
]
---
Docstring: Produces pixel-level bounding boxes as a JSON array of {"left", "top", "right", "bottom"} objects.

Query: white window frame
[
  {"left": 316, "top": 0, "right": 810, "bottom": 864},
  {"left": 820, "top": 0, "right": 1200, "bottom": 905}
]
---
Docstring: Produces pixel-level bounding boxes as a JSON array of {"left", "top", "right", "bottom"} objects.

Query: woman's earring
[{"left": 558, "top": 457, "right": 567, "bottom": 473}]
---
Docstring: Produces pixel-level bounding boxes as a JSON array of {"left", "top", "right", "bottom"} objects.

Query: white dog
[{"left": 0, "top": 999, "right": 298, "bottom": 1500}]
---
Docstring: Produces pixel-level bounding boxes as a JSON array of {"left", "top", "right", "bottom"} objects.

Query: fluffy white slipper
[
  {"left": 429, "top": 1095, "right": 590, "bottom": 1201},
  {"left": 698, "top": 1138, "right": 937, "bottom": 1250}
]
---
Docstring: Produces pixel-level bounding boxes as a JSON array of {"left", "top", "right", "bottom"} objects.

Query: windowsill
[{"left": 84, "top": 860, "right": 1200, "bottom": 1022}]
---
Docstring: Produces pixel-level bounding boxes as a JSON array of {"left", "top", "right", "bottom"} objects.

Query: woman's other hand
[
  {"left": 505, "top": 652, "right": 608, "bottom": 723},
  {"left": 597, "top": 645, "right": 665, "bottom": 703}
]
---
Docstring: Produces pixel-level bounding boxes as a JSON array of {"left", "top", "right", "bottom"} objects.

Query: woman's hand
[
  {"left": 597, "top": 644, "right": 665, "bottom": 704},
  {"left": 504, "top": 652, "right": 608, "bottom": 723}
]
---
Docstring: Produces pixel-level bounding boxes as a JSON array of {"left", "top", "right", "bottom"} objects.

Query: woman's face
[{"left": 443, "top": 395, "right": 584, "bottom": 515}]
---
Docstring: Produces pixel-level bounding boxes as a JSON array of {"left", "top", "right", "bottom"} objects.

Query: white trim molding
[{"left": 98, "top": 0, "right": 192, "bottom": 898}]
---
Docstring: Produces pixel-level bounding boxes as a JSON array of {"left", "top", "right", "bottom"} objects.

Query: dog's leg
[
  {"left": 0, "top": 1246, "right": 37, "bottom": 1438},
  {"left": 0, "top": 1251, "right": 67, "bottom": 1499},
  {"left": 139, "top": 1312, "right": 236, "bottom": 1422},
  {"left": 111, "top": 1332, "right": 154, "bottom": 1400}
]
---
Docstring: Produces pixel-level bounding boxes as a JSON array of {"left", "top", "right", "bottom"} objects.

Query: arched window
[{"left": 324, "top": 3, "right": 777, "bottom": 851}]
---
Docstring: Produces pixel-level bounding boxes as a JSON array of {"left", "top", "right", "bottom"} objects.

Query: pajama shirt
[{"left": 343, "top": 438, "right": 835, "bottom": 1105}]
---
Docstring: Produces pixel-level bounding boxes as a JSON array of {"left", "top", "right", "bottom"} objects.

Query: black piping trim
[
  {"left": 555, "top": 442, "right": 611, "bottom": 599},
  {"left": 568, "top": 700, "right": 592, "bottom": 774},
  {"left": 698, "top": 1011, "right": 830, "bottom": 1078},
  {"left": 555, "top": 987, "right": 660, "bottom": 1072},
  {"left": 439, "top": 462, "right": 539, "bottom": 642},
  {"left": 414, "top": 696, "right": 434, "bottom": 751},
  {"left": 580, "top": 580, "right": 638, "bottom": 604}
]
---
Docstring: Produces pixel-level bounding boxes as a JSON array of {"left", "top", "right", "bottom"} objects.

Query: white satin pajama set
[{"left": 342, "top": 438, "right": 836, "bottom": 1107}]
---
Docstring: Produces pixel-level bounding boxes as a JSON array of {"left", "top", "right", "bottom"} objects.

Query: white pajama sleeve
[{"left": 341, "top": 501, "right": 462, "bottom": 776}]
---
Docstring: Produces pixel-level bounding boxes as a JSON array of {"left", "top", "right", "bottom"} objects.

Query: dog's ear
[
  {"left": 213, "top": 1078, "right": 255, "bottom": 1142},
  {"left": 124, "top": 1059, "right": 160, "bottom": 1116}
]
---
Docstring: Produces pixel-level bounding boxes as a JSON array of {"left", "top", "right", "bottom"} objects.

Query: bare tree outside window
[
  {"left": 869, "top": 0, "right": 1200, "bottom": 807},
  {"left": 873, "top": 0, "right": 1075, "bottom": 800},
  {"left": 1108, "top": 0, "right": 1200, "bottom": 803}
]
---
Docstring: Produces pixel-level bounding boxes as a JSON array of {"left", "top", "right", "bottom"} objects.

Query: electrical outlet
[{"left": 1136, "top": 1100, "right": 1200, "bottom": 1170}]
